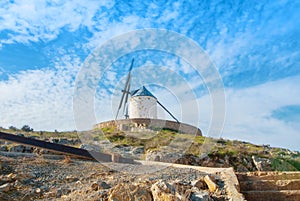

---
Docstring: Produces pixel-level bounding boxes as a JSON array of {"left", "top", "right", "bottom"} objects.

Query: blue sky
[{"left": 0, "top": 0, "right": 299, "bottom": 150}]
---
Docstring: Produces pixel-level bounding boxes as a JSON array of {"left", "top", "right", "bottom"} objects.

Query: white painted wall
[{"left": 129, "top": 96, "right": 157, "bottom": 119}]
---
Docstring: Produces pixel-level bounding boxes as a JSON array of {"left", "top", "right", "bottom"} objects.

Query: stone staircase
[{"left": 236, "top": 172, "right": 300, "bottom": 201}]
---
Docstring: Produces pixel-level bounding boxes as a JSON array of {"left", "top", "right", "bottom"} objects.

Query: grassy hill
[{"left": 1, "top": 126, "right": 300, "bottom": 171}]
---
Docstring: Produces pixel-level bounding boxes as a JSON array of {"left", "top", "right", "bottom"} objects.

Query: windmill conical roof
[{"left": 131, "top": 86, "right": 156, "bottom": 98}]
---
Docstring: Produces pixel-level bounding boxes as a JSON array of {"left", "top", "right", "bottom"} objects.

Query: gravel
[{"left": 0, "top": 154, "right": 227, "bottom": 201}]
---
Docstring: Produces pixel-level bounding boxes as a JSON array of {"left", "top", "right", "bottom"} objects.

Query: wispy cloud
[
  {"left": 0, "top": 55, "right": 80, "bottom": 131},
  {"left": 196, "top": 75, "right": 300, "bottom": 150},
  {"left": 0, "top": 0, "right": 114, "bottom": 45}
]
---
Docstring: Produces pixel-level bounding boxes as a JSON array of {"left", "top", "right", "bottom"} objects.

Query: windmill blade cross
[
  {"left": 115, "top": 58, "right": 134, "bottom": 119},
  {"left": 123, "top": 82, "right": 131, "bottom": 116}
]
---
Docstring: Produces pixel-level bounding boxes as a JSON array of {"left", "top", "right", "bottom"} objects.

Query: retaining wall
[{"left": 94, "top": 118, "right": 202, "bottom": 136}]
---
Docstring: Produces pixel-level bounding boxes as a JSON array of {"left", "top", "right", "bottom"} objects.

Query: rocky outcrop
[{"left": 252, "top": 155, "right": 272, "bottom": 171}]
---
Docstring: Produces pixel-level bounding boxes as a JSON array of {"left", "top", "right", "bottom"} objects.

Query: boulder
[
  {"left": 52, "top": 187, "right": 71, "bottom": 198},
  {"left": 0, "top": 145, "right": 8, "bottom": 152},
  {"left": 9, "top": 145, "right": 24, "bottom": 152},
  {"left": 58, "top": 138, "right": 73, "bottom": 145},
  {"left": 188, "top": 187, "right": 213, "bottom": 201},
  {"left": 0, "top": 183, "right": 10, "bottom": 192},
  {"left": 175, "top": 154, "right": 200, "bottom": 165},
  {"left": 9, "top": 145, "right": 33, "bottom": 153},
  {"left": 146, "top": 150, "right": 162, "bottom": 161},
  {"left": 171, "top": 180, "right": 192, "bottom": 199},
  {"left": 33, "top": 148, "right": 50, "bottom": 154},
  {"left": 191, "top": 177, "right": 208, "bottom": 190},
  {"left": 252, "top": 155, "right": 271, "bottom": 171},
  {"left": 49, "top": 137, "right": 59, "bottom": 143},
  {"left": 204, "top": 175, "right": 218, "bottom": 192},
  {"left": 58, "top": 138, "right": 68, "bottom": 144},
  {"left": 131, "top": 146, "right": 145, "bottom": 155},
  {"left": 65, "top": 175, "right": 79, "bottom": 183},
  {"left": 99, "top": 181, "right": 111, "bottom": 189},
  {"left": 146, "top": 150, "right": 183, "bottom": 163},
  {"left": 108, "top": 183, "right": 152, "bottom": 201},
  {"left": 91, "top": 183, "right": 100, "bottom": 191},
  {"left": 79, "top": 144, "right": 101, "bottom": 152},
  {"left": 35, "top": 188, "right": 42, "bottom": 194},
  {"left": 17, "top": 133, "right": 25, "bottom": 137},
  {"left": 171, "top": 180, "right": 192, "bottom": 198},
  {"left": 112, "top": 145, "right": 131, "bottom": 152},
  {"left": 7, "top": 173, "right": 17, "bottom": 180},
  {"left": 91, "top": 181, "right": 111, "bottom": 191},
  {"left": 151, "top": 180, "right": 177, "bottom": 201}
]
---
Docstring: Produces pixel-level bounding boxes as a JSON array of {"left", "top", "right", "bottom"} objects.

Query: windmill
[{"left": 115, "top": 59, "right": 179, "bottom": 123}]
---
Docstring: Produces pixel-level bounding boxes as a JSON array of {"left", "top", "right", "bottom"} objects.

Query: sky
[{"left": 0, "top": 0, "right": 299, "bottom": 151}]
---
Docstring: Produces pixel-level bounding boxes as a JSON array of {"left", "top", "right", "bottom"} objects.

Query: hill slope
[{"left": 1, "top": 126, "right": 300, "bottom": 172}]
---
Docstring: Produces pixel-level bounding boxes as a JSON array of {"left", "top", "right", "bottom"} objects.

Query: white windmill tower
[
  {"left": 115, "top": 59, "right": 179, "bottom": 122},
  {"left": 129, "top": 86, "right": 157, "bottom": 119}
]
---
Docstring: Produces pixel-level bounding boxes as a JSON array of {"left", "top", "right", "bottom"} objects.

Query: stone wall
[{"left": 94, "top": 118, "right": 202, "bottom": 136}]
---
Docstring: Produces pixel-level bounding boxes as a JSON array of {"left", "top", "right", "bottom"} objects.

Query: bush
[
  {"left": 285, "top": 159, "right": 300, "bottom": 171},
  {"left": 9, "top": 126, "right": 18, "bottom": 131},
  {"left": 271, "top": 158, "right": 298, "bottom": 171},
  {"left": 21, "top": 125, "right": 33, "bottom": 132}
]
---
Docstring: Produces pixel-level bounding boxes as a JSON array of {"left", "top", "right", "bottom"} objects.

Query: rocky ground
[
  {"left": 0, "top": 155, "right": 232, "bottom": 201},
  {"left": 1, "top": 127, "right": 300, "bottom": 173},
  {"left": 1, "top": 128, "right": 300, "bottom": 200},
  {"left": 1, "top": 134, "right": 300, "bottom": 173}
]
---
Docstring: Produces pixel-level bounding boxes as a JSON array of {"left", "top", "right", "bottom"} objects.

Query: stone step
[
  {"left": 239, "top": 179, "right": 300, "bottom": 191},
  {"left": 237, "top": 172, "right": 300, "bottom": 181},
  {"left": 241, "top": 190, "right": 300, "bottom": 201}
]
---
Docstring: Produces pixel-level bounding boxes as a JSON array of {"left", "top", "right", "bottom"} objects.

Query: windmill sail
[
  {"left": 123, "top": 81, "right": 130, "bottom": 118},
  {"left": 157, "top": 100, "right": 179, "bottom": 123},
  {"left": 115, "top": 58, "right": 134, "bottom": 119}
]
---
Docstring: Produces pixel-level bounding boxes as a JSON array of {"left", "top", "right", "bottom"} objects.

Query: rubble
[{"left": 0, "top": 155, "right": 233, "bottom": 201}]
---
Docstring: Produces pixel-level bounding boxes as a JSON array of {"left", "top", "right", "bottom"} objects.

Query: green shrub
[
  {"left": 271, "top": 158, "right": 298, "bottom": 171},
  {"left": 285, "top": 159, "right": 300, "bottom": 171}
]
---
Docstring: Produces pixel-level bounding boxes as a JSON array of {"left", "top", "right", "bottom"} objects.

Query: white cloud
[
  {"left": 0, "top": 55, "right": 81, "bottom": 131},
  {"left": 196, "top": 75, "right": 300, "bottom": 151},
  {"left": 83, "top": 15, "right": 149, "bottom": 51},
  {"left": 0, "top": 0, "right": 114, "bottom": 45}
]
